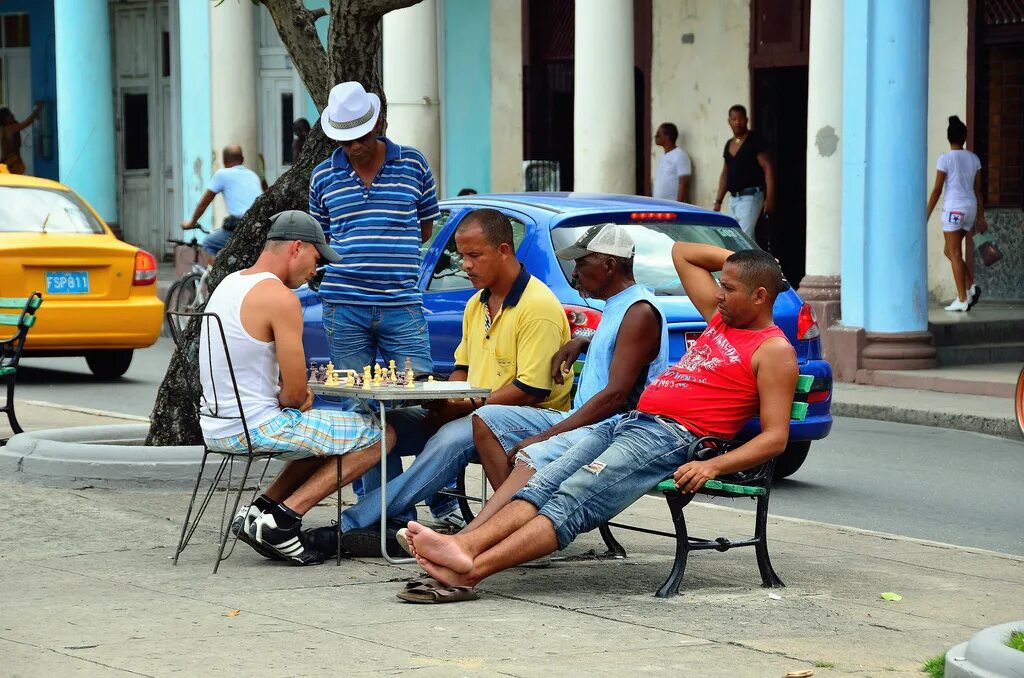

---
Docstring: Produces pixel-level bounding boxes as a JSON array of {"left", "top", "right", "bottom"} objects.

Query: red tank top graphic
[{"left": 636, "top": 313, "right": 789, "bottom": 438}]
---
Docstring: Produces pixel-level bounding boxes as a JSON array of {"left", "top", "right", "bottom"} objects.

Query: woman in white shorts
[{"left": 926, "top": 115, "right": 988, "bottom": 312}]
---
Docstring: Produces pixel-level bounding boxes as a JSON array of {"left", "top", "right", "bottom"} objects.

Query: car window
[
  {"left": 550, "top": 221, "right": 760, "bottom": 296},
  {"left": 426, "top": 215, "right": 529, "bottom": 292},
  {"left": 0, "top": 187, "right": 106, "bottom": 234},
  {"left": 420, "top": 209, "right": 452, "bottom": 258}
]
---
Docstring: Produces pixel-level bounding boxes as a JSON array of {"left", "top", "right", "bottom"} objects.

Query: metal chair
[{"left": 166, "top": 310, "right": 343, "bottom": 572}]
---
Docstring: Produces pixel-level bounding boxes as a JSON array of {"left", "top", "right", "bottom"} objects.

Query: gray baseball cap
[
  {"left": 267, "top": 210, "right": 341, "bottom": 263},
  {"left": 555, "top": 223, "right": 635, "bottom": 261}
]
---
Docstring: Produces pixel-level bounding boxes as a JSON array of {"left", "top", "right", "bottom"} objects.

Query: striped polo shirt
[{"left": 309, "top": 137, "right": 440, "bottom": 306}]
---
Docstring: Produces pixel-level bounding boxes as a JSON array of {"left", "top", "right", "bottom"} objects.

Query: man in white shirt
[
  {"left": 652, "top": 123, "right": 692, "bottom": 203},
  {"left": 182, "top": 144, "right": 264, "bottom": 257}
]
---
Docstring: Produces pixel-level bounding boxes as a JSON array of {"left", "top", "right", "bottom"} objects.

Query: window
[
  {"left": 550, "top": 221, "right": 758, "bottom": 296},
  {"left": 420, "top": 209, "right": 452, "bottom": 256},
  {"left": 0, "top": 187, "right": 106, "bottom": 234},
  {"left": 122, "top": 93, "right": 149, "bottom": 171},
  {"left": 1, "top": 14, "right": 30, "bottom": 48},
  {"left": 426, "top": 214, "right": 529, "bottom": 292},
  {"left": 281, "top": 92, "right": 294, "bottom": 164}
]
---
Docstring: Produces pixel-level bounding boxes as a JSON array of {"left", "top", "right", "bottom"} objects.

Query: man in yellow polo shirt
[{"left": 333, "top": 208, "right": 572, "bottom": 554}]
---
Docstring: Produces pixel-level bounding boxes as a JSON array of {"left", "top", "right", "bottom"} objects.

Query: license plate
[
  {"left": 46, "top": 271, "right": 90, "bottom": 295},
  {"left": 684, "top": 331, "right": 702, "bottom": 351}
]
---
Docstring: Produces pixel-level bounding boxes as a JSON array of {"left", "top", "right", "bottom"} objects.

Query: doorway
[
  {"left": 752, "top": 66, "right": 808, "bottom": 285},
  {"left": 112, "top": 0, "right": 178, "bottom": 254},
  {"left": 0, "top": 12, "right": 34, "bottom": 176}
]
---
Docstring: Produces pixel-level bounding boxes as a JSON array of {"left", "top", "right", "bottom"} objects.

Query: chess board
[{"left": 307, "top": 361, "right": 490, "bottom": 401}]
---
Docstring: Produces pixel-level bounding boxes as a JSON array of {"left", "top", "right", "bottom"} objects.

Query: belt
[{"left": 732, "top": 186, "right": 764, "bottom": 197}]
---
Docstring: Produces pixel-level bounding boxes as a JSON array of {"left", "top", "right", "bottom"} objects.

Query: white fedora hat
[{"left": 320, "top": 82, "right": 381, "bottom": 141}]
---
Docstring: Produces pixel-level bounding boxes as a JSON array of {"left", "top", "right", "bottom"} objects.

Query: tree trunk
[{"left": 146, "top": 0, "right": 423, "bottom": 446}]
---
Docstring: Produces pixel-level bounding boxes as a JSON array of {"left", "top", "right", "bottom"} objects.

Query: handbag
[{"left": 974, "top": 232, "right": 1003, "bottom": 267}]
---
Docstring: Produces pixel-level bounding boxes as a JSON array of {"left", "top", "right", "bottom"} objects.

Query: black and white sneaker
[
  {"left": 231, "top": 505, "right": 283, "bottom": 561},
  {"left": 249, "top": 513, "right": 324, "bottom": 566}
]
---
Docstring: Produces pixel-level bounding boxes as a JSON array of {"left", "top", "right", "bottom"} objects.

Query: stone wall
[{"left": 971, "top": 209, "right": 1024, "bottom": 302}]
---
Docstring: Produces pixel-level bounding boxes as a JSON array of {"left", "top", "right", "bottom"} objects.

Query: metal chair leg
[
  {"left": 598, "top": 523, "right": 627, "bottom": 558},
  {"left": 336, "top": 455, "right": 343, "bottom": 566},
  {"left": 754, "top": 493, "right": 784, "bottom": 588},
  {"left": 455, "top": 468, "right": 476, "bottom": 523},
  {"left": 214, "top": 455, "right": 254, "bottom": 574},
  {"left": 174, "top": 450, "right": 211, "bottom": 565},
  {"left": 656, "top": 492, "right": 692, "bottom": 598}
]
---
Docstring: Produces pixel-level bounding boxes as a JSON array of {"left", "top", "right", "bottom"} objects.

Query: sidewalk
[
  {"left": 2, "top": 466, "right": 1021, "bottom": 676},
  {"left": 3, "top": 402, "right": 1023, "bottom": 674}
]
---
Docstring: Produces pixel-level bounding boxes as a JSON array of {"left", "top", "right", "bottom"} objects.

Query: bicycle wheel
[
  {"left": 169, "top": 272, "right": 201, "bottom": 334},
  {"left": 163, "top": 280, "right": 184, "bottom": 336},
  {"left": 1015, "top": 365, "right": 1024, "bottom": 438}
]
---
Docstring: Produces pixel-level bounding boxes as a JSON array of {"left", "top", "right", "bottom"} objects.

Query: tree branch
[
  {"left": 259, "top": 0, "right": 331, "bottom": 108},
  {"left": 310, "top": 7, "right": 327, "bottom": 20},
  {"left": 351, "top": 0, "right": 424, "bottom": 17}
]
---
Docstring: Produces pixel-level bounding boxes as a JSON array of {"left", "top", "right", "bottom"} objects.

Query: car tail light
[
  {"left": 133, "top": 249, "right": 158, "bottom": 286},
  {"left": 563, "top": 304, "right": 602, "bottom": 339},
  {"left": 802, "top": 375, "right": 832, "bottom": 404},
  {"left": 797, "top": 303, "right": 820, "bottom": 340}
]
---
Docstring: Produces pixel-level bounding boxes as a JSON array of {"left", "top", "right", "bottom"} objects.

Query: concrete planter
[
  {"left": 946, "top": 620, "right": 1024, "bottom": 678},
  {"left": 0, "top": 424, "right": 279, "bottom": 489}
]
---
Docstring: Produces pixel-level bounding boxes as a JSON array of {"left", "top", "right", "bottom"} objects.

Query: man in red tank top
[{"left": 402, "top": 243, "right": 798, "bottom": 597}]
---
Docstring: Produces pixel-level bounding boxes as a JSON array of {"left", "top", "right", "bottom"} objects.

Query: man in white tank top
[{"left": 199, "top": 211, "right": 395, "bottom": 565}]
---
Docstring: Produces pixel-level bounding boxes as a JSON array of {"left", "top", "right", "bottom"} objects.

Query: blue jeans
[
  {"left": 473, "top": 404, "right": 612, "bottom": 470},
  {"left": 322, "top": 302, "right": 449, "bottom": 514},
  {"left": 202, "top": 227, "right": 233, "bottom": 256},
  {"left": 321, "top": 302, "right": 433, "bottom": 374},
  {"left": 341, "top": 407, "right": 473, "bottom": 531},
  {"left": 515, "top": 412, "right": 695, "bottom": 549}
]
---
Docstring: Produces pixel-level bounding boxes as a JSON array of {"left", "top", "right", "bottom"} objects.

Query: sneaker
[
  {"left": 968, "top": 285, "right": 982, "bottom": 310},
  {"left": 340, "top": 521, "right": 407, "bottom": 558},
  {"left": 429, "top": 506, "right": 467, "bottom": 531},
  {"left": 249, "top": 513, "right": 324, "bottom": 566},
  {"left": 944, "top": 298, "right": 970, "bottom": 312},
  {"left": 231, "top": 504, "right": 284, "bottom": 561}
]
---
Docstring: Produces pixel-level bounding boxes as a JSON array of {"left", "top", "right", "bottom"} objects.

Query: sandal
[
  {"left": 403, "top": 574, "right": 440, "bottom": 590},
  {"left": 397, "top": 580, "right": 479, "bottom": 604}
]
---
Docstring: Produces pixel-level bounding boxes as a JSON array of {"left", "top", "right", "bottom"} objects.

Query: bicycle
[
  {"left": 165, "top": 226, "right": 212, "bottom": 336},
  {"left": 1016, "top": 364, "right": 1024, "bottom": 438}
]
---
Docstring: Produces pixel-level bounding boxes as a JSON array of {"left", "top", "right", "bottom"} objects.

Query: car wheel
[
  {"left": 85, "top": 349, "right": 134, "bottom": 379},
  {"left": 773, "top": 441, "right": 810, "bottom": 480}
]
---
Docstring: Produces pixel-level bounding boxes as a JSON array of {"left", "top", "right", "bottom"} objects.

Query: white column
[
  {"left": 383, "top": 0, "right": 441, "bottom": 177},
  {"left": 574, "top": 0, "right": 634, "bottom": 193},
  {"left": 804, "top": 0, "right": 843, "bottom": 282},
  {"left": 800, "top": 0, "right": 843, "bottom": 360},
  {"left": 209, "top": 0, "right": 258, "bottom": 226}
]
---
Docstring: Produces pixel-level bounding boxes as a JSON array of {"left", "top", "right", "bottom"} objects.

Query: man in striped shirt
[{"left": 310, "top": 82, "right": 460, "bottom": 526}]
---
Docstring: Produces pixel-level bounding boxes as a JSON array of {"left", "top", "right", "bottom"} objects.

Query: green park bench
[
  {"left": 594, "top": 374, "right": 814, "bottom": 597},
  {"left": 1, "top": 293, "right": 44, "bottom": 436}
]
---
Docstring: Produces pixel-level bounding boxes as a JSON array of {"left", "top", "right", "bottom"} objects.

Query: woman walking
[
  {"left": 0, "top": 101, "right": 43, "bottom": 175},
  {"left": 926, "top": 115, "right": 986, "bottom": 312}
]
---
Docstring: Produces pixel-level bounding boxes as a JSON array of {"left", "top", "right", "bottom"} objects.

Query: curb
[
  {"left": 831, "top": 401, "right": 1022, "bottom": 441},
  {"left": 0, "top": 424, "right": 281, "bottom": 489}
]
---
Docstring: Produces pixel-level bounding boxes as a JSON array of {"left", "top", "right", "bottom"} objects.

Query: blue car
[{"left": 297, "top": 193, "right": 833, "bottom": 478}]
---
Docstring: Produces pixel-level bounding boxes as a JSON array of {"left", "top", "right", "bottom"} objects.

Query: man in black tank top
[{"left": 712, "top": 105, "right": 775, "bottom": 240}]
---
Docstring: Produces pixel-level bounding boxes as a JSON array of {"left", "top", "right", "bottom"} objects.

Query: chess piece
[
  {"left": 404, "top": 357, "right": 413, "bottom": 375},
  {"left": 406, "top": 368, "right": 415, "bottom": 388},
  {"left": 325, "top": 367, "right": 339, "bottom": 387},
  {"left": 345, "top": 373, "right": 355, "bottom": 387},
  {"left": 427, "top": 375, "right": 434, "bottom": 383},
  {"left": 362, "top": 365, "right": 372, "bottom": 390}
]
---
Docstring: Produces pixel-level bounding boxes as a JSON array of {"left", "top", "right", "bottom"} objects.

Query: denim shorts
[
  {"left": 205, "top": 408, "right": 381, "bottom": 460},
  {"left": 473, "top": 404, "right": 617, "bottom": 470},
  {"left": 514, "top": 411, "right": 695, "bottom": 549}
]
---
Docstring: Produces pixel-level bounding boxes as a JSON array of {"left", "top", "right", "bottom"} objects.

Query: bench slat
[
  {"left": 0, "top": 297, "right": 42, "bottom": 311},
  {"left": 655, "top": 478, "right": 767, "bottom": 496},
  {"left": 790, "top": 401, "right": 808, "bottom": 421},
  {"left": 0, "top": 313, "right": 35, "bottom": 327},
  {"left": 795, "top": 374, "right": 813, "bottom": 394}
]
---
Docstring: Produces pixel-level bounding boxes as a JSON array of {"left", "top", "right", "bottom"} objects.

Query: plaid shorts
[{"left": 205, "top": 408, "right": 381, "bottom": 460}]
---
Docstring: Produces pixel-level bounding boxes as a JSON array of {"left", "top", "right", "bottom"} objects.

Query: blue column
[
  {"left": 441, "top": 0, "right": 491, "bottom": 196},
  {"left": 53, "top": 0, "right": 117, "bottom": 222},
  {"left": 840, "top": 0, "right": 930, "bottom": 333},
  {"left": 304, "top": 0, "right": 329, "bottom": 121},
  {"left": 179, "top": 0, "right": 213, "bottom": 231}
]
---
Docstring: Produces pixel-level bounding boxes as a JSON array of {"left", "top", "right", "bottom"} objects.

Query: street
[{"left": 14, "top": 340, "right": 1024, "bottom": 557}]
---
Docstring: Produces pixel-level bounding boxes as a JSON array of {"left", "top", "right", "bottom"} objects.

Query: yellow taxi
[{"left": 0, "top": 167, "right": 163, "bottom": 378}]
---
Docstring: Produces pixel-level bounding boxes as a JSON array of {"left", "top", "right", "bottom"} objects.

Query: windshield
[
  {"left": 0, "top": 187, "right": 106, "bottom": 234},
  {"left": 550, "top": 221, "right": 760, "bottom": 296}
]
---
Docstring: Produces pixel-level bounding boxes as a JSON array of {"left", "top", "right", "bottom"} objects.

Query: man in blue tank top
[{"left": 457, "top": 223, "right": 670, "bottom": 532}]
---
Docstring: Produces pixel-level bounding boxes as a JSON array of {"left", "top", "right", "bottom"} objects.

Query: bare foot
[
  {"left": 416, "top": 554, "right": 477, "bottom": 588},
  {"left": 409, "top": 523, "right": 473, "bottom": 574}
]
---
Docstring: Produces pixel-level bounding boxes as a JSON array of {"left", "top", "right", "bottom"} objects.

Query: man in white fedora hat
[{"left": 309, "top": 81, "right": 464, "bottom": 528}]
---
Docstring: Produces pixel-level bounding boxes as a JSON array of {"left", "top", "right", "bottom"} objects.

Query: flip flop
[
  {"left": 397, "top": 580, "right": 479, "bottom": 604},
  {"left": 403, "top": 575, "right": 441, "bottom": 590},
  {"left": 396, "top": 528, "right": 414, "bottom": 556}
]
